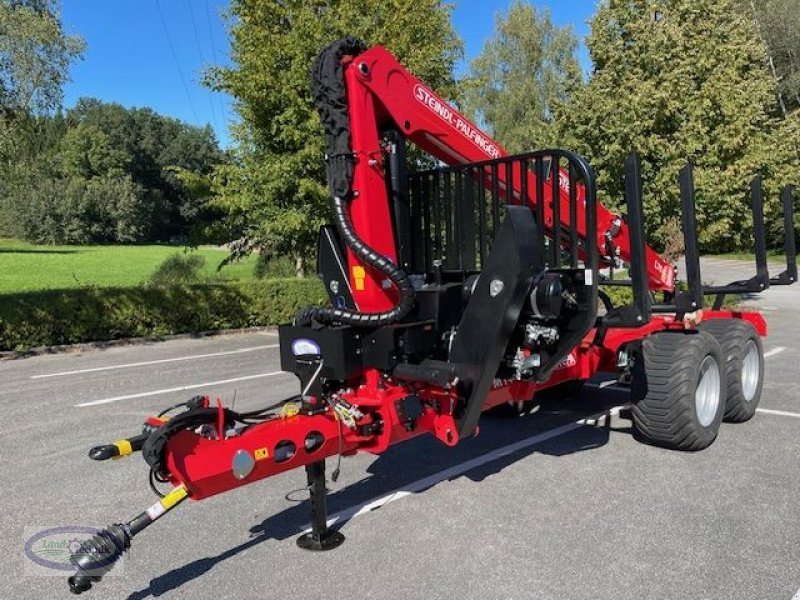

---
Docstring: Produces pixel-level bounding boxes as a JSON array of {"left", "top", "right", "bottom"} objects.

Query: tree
[
  {"left": 741, "top": 0, "right": 800, "bottom": 115},
  {"left": 1, "top": 98, "right": 225, "bottom": 244},
  {"left": 461, "top": 1, "right": 582, "bottom": 152},
  {"left": 206, "top": 0, "right": 463, "bottom": 276},
  {"left": 0, "top": 0, "right": 84, "bottom": 116},
  {"left": 556, "top": 0, "right": 800, "bottom": 252},
  {"left": 0, "top": 0, "right": 83, "bottom": 177},
  {"left": 60, "top": 123, "right": 129, "bottom": 178}
]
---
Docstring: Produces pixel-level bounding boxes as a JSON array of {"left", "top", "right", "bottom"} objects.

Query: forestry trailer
[{"left": 67, "top": 38, "right": 798, "bottom": 594}]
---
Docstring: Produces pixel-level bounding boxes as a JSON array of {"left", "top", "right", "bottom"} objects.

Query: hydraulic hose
[
  {"left": 296, "top": 37, "right": 415, "bottom": 328},
  {"left": 295, "top": 194, "right": 415, "bottom": 327}
]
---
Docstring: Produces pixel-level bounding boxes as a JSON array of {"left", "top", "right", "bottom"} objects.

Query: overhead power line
[
  {"left": 186, "top": 0, "right": 220, "bottom": 133},
  {"left": 154, "top": 0, "right": 199, "bottom": 123},
  {"left": 204, "top": 0, "right": 229, "bottom": 134}
]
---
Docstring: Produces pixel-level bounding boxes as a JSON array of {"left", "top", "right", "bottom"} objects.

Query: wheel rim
[
  {"left": 741, "top": 340, "right": 760, "bottom": 402},
  {"left": 695, "top": 355, "right": 721, "bottom": 427}
]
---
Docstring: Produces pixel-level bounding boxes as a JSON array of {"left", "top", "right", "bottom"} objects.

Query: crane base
[{"left": 296, "top": 530, "right": 345, "bottom": 551}]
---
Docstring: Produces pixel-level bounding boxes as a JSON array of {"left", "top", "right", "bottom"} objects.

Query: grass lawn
[
  {"left": 0, "top": 238, "right": 259, "bottom": 294},
  {"left": 708, "top": 251, "right": 786, "bottom": 264}
]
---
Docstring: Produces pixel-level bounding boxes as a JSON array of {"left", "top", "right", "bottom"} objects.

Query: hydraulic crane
[{"left": 66, "top": 37, "right": 797, "bottom": 594}]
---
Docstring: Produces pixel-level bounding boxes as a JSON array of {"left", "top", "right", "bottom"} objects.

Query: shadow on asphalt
[{"left": 126, "top": 384, "right": 632, "bottom": 600}]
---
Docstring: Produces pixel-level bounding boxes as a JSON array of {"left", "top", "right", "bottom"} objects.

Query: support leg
[{"left": 296, "top": 461, "right": 345, "bottom": 551}]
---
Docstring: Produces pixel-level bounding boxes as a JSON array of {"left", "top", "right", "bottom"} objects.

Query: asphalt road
[{"left": 3, "top": 258, "right": 800, "bottom": 600}]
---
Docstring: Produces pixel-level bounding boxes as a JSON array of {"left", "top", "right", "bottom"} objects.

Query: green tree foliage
[
  {"left": 0, "top": 0, "right": 84, "bottom": 116},
  {"left": 1, "top": 99, "right": 224, "bottom": 244},
  {"left": 6, "top": 172, "right": 148, "bottom": 244},
  {"left": 206, "top": 0, "right": 462, "bottom": 275},
  {"left": 0, "top": 2, "right": 223, "bottom": 245},
  {"left": 742, "top": 0, "right": 800, "bottom": 114},
  {"left": 60, "top": 123, "right": 129, "bottom": 178},
  {"left": 461, "top": 1, "right": 582, "bottom": 152},
  {"left": 556, "top": 0, "right": 800, "bottom": 251},
  {"left": 0, "top": 0, "right": 83, "bottom": 180}
]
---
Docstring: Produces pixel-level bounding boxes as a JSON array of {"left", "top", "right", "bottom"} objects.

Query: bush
[
  {"left": 0, "top": 278, "right": 326, "bottom": 351},
  {"left": 253, "top": 254, "right": 296, "bottom": 278},
  {"left": 148, "top": 253, "right": 206, "bottom": 285}
]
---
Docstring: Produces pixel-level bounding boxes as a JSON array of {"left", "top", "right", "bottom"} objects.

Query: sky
[{"left": 61, "top": 1, "right": 598, "bottom": 149}]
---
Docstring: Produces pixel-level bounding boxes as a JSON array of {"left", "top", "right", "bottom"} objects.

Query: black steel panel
[
  {"left": 772, "top": 185, "right": 798, "bottom": 285},
  {"left": 449, "top": 206, "right": 544, "bottom": 438},
  {"left": 278, "top": 324, "right": 361, "bottom": 381},
  {"left": 316, "top": 225, "right": 355, "bottom": 310}
]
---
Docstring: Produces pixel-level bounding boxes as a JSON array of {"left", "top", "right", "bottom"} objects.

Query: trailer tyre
[
  {"left": 698, "top": 319, "right": 763, "bottom": 423},
  {"left": 631, "top": 330, "right": 725, "bottom": 451}
]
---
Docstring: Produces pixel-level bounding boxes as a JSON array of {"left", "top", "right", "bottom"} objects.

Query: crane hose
[{"left": 295, "top": 37, "right": 415, "bottom": 328}]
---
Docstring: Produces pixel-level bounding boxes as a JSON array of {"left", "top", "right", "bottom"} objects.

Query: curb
[{"left": 0, "top": 326, "right": 279, "bottom": 361}]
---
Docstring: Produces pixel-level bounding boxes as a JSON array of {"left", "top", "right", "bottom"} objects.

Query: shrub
[
  {"left": 254, "top": 254, "right": 296, "bottom": 279},
  {"left": 0, "top": 278, "right": 327, "bottom": 351},
  {"left": 148, "top": 253, "right": 207, "bottom": 286}
]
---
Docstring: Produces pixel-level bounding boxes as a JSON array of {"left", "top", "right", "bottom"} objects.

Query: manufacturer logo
[
  {"left": 291, "top": 338, "right": 321, "bottom": 356},
  {"left": 413, "top": 84, "right": 501, "bottom": 159},
  {"left": 653, "top": 259, "right": 676, "bottom": 288}
]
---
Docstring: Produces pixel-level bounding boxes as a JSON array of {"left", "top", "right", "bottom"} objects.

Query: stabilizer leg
[{"left": 296, "top": 461, "right": 345, "bottom": 551}]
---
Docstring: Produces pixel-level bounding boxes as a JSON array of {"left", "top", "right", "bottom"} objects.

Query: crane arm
[{"left": 343, "top": 45, "right": 675, "bottom": 300}]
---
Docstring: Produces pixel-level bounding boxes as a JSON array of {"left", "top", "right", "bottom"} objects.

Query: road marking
[
  {"left": 756, "top": 408, "right": 800, "bottom": 419},
  {"left": 309, "top": 405, "right": 628, "bottom": 531},
  {"left": 32, "top": 345, "right": 280, "bottom": 379},
  {"left": 758, "top": 349, "right": 797, "bottom": 419},
  {"left": 792, "top": 586, "right": 800, "bottom": 600},
  {"left": 764, "top": 346, "right": 787, "bottom": 359},
  {"left": 74, "top": 371, "right": 286, "bottom": 407}
]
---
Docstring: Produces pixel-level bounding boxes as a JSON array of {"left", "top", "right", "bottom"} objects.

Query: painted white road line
[
  {"left": 308, "top": 405, "right": 628, "bottom": 531},
  {"left": 75, "top": 371, "right": 286, "bottom": 407},
  {"left": 32, "top": 344, "right": 280, "bottom": 379},
  {"left": 764, "top": 346, "right": 787, "bottom": 359},
  {"left": 791, "top": 586, "right": 800, "bottom": 600},
  {"left": 756, "top": 408, "right": 800, "bottom": 419}
]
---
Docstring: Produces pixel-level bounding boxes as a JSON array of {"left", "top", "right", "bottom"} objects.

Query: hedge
[
  {"left": 0, "top": 278, "right": 326, "bottom": 351},
  {"left": 0, "top": 278, "right": 740, "bottom": 352}
]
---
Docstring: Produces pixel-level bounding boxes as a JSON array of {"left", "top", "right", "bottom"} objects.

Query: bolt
[{"left": 489, "top": 279, "right": 505, "bottom": 297}]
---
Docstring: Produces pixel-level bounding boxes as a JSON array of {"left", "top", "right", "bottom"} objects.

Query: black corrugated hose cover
[{"left": 295, "top": 37, "right": 415, "bottom": 328}]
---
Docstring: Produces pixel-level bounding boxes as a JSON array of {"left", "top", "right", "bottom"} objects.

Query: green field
[
  {"left": 0, "top": 238, "right": 259, "bottom": 294},
  {"left": 710, "top": 251, "right": 786, "bottom": 263}
]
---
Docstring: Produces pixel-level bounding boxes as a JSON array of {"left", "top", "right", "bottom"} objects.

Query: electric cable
[{"left": 154, "top": 0, "right": 199, "bottom": 122}]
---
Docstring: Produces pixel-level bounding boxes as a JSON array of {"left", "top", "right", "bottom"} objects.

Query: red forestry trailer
[{"left": 67, "top": 38, "right": 798, "bottom": 594}]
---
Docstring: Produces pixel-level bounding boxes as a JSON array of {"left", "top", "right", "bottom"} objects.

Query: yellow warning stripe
[
  {"left": 160, "top": 486, "right": 188, "bottom": 510},
  {"left": 112, "top": 439, "right": 133, "bottom": 459}
]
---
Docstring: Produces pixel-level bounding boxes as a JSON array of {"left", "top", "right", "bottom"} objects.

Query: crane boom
[{"left": 343, "top": 45, "right": 675, "bottom": 309}]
